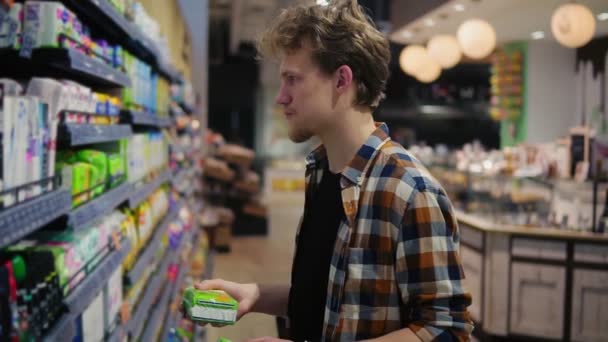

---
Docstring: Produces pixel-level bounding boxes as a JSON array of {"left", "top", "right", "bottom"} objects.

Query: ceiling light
[
  {"left": 551, "top": 3, "right": 596, "bottom": 48},
  {"left": 598, "top": 12, "right": 608, "bottom": 21},
  {"left": 457, "top": 18, "right": 497, "bottom": 59},
  {"left": 453, "top": 4, "right": 465, "bottom": 12},
  {"left": 531, "top": 31, "right": 545, "bottom": 40},
  {"left": 424, "top": 18, "right": 435, "bottom": 27}
]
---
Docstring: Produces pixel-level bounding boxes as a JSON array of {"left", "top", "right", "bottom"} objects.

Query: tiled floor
[{"left": 206, "top": 193, "right": 304, "bottom": 341}]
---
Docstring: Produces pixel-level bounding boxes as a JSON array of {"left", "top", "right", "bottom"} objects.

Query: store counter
[{"left": 456, "top": 210, "right": 608, "bottom": 341}]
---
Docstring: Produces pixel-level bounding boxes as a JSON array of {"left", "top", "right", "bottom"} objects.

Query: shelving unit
[
  {"left": 124, "top": 208, "right": 179, "bottom": 285},
  {"left": 2, "top": 49, "right": 132, "bottom": 87},
  {"left": 0, "top": 0, "right": 205, "bottom": 340},
  {"left": 128, "top": 169, "right": 173, "bottom": 209},
  {"left": 43, "top": 238, "right": 133, "bottom": 341},
  {"left": 121, "top": 110, "right": 172, "bottom": 128},
  {"left": 59, "top": 123, "right": 133, "bottom": 146},
  {"left": 67, "top": 181, "right": 132, "bottom": 230},
  {"left": 0, "top": 189, "right": 72, "bottom": 248},
  {"left": 125, "top": 235, "right": 176, "bottom": 339},
  {"left": 51, "top": 0, "right": 181, "bottom": 83}
]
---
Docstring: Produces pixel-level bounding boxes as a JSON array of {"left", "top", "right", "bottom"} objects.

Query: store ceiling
[{"left": 390, "top": 0, "right": 608, "bottom": 45}]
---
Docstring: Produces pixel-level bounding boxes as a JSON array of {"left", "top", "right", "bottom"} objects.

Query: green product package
[
  {"left": 107, "top": 153, "right": 125, "bottom": 187},
  {"left": 72, "top": 162, "right": 92, "bottom": 206},
  {"left": 182, "top": 288, "right": 238, "bottom": 325},
  {"left": 76, "top": 150, "right": 108, "bottom": 196}
]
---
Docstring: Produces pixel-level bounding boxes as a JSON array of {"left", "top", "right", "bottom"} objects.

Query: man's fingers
[
  {"left": 245, "top": 337, "right": 269, "bottom": 342},
  {"left": 195, "top": 278, "right": 227, "bottom": 291}
]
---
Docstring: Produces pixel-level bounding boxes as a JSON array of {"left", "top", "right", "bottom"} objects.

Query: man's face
[{"left": 275, "top": 46, "right": 336, "bottom": 143}]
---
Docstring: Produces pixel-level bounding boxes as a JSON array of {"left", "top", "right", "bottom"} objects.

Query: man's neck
[{"left": 318, "top": 109, "right": 377, "bottom": 174}]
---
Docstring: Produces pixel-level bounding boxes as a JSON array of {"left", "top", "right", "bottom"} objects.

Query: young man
[{"left": 195, "top": 1, "right": 473, "bottom": 341}]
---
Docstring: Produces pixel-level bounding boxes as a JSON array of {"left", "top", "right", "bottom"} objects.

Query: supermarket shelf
[
  {"left": 65, "top": 239, "right": 133, "bottom": 314},
  {"left": 128, "top": 169, "right": 172, "bottom": 209},
  {"left": 59, "top": 0, "right": 154, "bottom": 64},
  {"left": 157, "top": 116, "right": 173, "bottom": 128},
  {"left": 59, "top": 123, "right": 133, "bottom": 146},
  {"left": 126, "top": 244, "right": 174, "bottom": 339},
  {"left": 106, "top": 325, "right": 123, "bottom": 342},
  {"left": 0, "top": 189, "right": 72, "bottom": 248},
  {"left": 159, "top": 262, "right": 186, "bottom": 341},
  {"left": 67, "top": 182, "right": 132, "bottom": 231},
  {"left": 0, "top": 48, "right": 129, "bottom": 87},
  {"left": 43, "top": 238, "right": 133, "bottom": 341},
  {"left": 120, "top": 110, "right": 172, "bottom": 128},
  {"left": 57, "top": 0, "right": 181, "bottom": 83},
  {"left": 125, "top": 208, "right": 178, "bottom": 285},
  {"left": 141, "top": 278, "right": 173, "bottom": 342},
  {"left": 43, "top": 313, "right": 77, "bottom": 342}
]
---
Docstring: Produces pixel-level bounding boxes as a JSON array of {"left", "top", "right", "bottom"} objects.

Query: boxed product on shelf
[
  {"left": 122, "top": 51, "right": 159, "bottom": 113},
  {"left": 79, "top": 288, "right": 105, "bottom": 342},
  {"left": 24, "top": 211, "right": 125, "bottom": 293},
  {"left": 1, "top": 93, "right": 51, "bottom": 207},
  {"left": 0, "top": 3, "right": 23, "bottom": 49},
  {"left": 103, "top": 264, "right": 123, "bottom": 333},
  {"left": 56, "top": 148, "right": 127, "bottom": 207},
  {"left": 0, "top": 251, "right": 63, "bottom": 339},
  {"left": 125, "top": 132, "right": 168, "bottom": 183},
  {"left": 22, "top": 2, "right": 84, "bottom": 49}
]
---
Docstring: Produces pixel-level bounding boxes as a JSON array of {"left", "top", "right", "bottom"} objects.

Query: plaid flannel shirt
[{"left": 298, "top": 123, "right": 473, "bottom": 341}]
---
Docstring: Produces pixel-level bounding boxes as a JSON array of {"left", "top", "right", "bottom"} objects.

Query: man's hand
[
  {"left": 245, "top": 337, "right": 292, "bottom": 342},
  {"left": 195, "top": 278, "right": 260, "bottom": 320}
]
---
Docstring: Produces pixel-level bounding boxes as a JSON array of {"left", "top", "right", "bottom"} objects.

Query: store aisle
[{"left": 206, "top": 193, "right": 305, "bottom": 341}]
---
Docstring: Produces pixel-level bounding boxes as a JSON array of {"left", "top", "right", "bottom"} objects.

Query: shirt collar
[{"left": 305, "top": 122, "right": 391, "bottom": 185}]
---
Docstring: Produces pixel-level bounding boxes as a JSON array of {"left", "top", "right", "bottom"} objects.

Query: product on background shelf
[
  {"left": 125, "top": 132, "right": 169, "bottom": 183},
  {"left": 490, "top": 50, "right": 524, "bottom": 122},
  {"left": 217, "top": 144, "right": 255, "bottom": 169},
  {"left": 56, "top": 148, "right": 127, "bottom": 207},
  {"left": 182, "top": 288, "right": 238, "bottom": 325},
  {"left": 203, "top": 158, "right": 235, "bottom": 183},
  {"left": 0, "top": 210, "right": 126, "bottom": 339},
  {"left": 80, "top": 289, "right": 105, "bottom": 342},
  {"left": 0, "top": 3, "right": 23, "bottom": 49},
  {"left": 104, "top": 263, "right": 123, "bottom": 333}
]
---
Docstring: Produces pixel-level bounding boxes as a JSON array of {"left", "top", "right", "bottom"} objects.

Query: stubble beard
[{"left": 288, "top": 125, "right": 314, "bottom": 143}]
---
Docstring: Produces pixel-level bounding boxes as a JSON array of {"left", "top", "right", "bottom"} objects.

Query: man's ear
[{"left": 335, "top": 65, "right": 353, "bottom": 92}]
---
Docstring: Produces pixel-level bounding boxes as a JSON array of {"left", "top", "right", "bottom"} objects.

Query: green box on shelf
[{"left": 182, "top": 288, "right": 238, "bottom": 325}]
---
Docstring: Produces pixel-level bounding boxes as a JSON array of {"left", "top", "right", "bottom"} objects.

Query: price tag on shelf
[
  {"left": 111, "top": 231, "right": 122, "bottom": 250},
  {"left": 120, "top": 302, "right": 131, "bottom": 324}
]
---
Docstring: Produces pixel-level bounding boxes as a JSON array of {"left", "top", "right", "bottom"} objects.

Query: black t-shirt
[{"left": 288, "top": 168, "right": 344, "bottom": 342}]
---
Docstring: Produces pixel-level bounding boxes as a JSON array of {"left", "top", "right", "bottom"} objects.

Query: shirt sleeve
[{"left": 395, "top": 185, "right": 474, "bottom": 341}]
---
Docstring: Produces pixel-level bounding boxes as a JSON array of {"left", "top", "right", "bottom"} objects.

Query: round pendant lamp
[
  {"left": 457, "top": 18, "right": 497, "bottom": 59},
  {"left": 551, "top": 3, "right": 596, "bottom": 48},
  {"left": 427, "top": 34, "right": 462, "bottom": 69},
  {"left": 399, "top": 45, "right": 429, "bottom": 76},
  {"left": 415, "top": 60, "right": 441, "bottom": 83}
]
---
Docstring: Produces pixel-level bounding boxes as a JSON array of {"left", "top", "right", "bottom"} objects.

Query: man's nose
[{"left": 276, "top": 88, "right": 291, "bottom": 106}]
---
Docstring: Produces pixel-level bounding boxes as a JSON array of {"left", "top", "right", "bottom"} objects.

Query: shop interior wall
[
  {"left": 178, "top": 0, "right": 210, "bottom": 121},
  {"left": 525, "top": 41, "right": 577, "bottom": 144}
]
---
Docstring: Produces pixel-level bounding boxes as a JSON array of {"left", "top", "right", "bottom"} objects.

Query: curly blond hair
[{"left": 258, "top": 0, "right": 391, "bottom": 109}]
